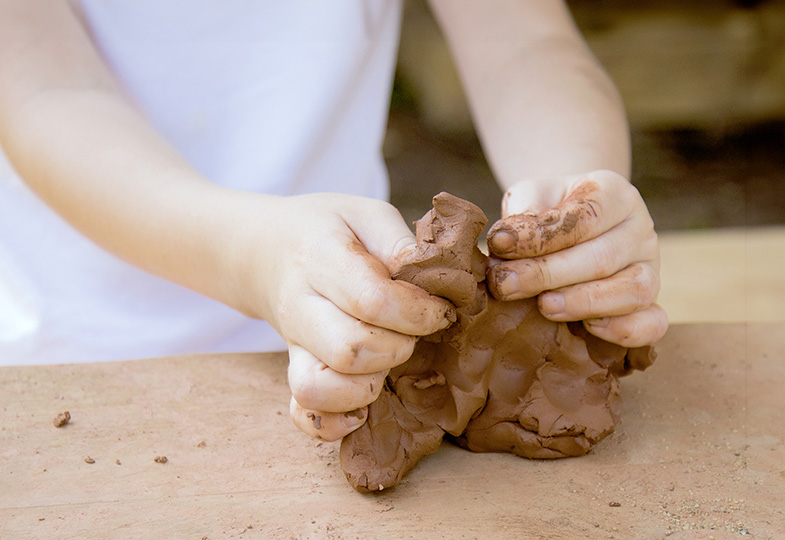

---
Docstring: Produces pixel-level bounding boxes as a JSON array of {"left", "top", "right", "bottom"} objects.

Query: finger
[
  {"left": 287, "top": 344, "right": 386, "bottom": 412},
  {"left": 487, "top": 218, "right": 658, "bottom": 300},
  {"left": 538, "top": 262, "right": 660, "bottom": 321},
  {"left": 488, "top": 171, "right": 637, "bottom": 258},
  {"left": 289, "top": 397, "right": 368, "bottom": 441},
  {"left": 308, "top": 240, "right": 454, "bottom": 337},
  {"left": 583, "top": 304, "right": 669, "bottom": 348},
  {"left": 501, "top": 178, "right": 565, "bottom": 217},
  {"left": 339, "top": 197, "right": 420, "bottom": 273},
  {"left": 282, "top": 293, "right": 415, "bottom": 374}
]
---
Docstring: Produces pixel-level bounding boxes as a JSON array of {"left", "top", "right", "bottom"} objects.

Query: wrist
[{"left": 199, "top": 188, "right": 287, "bottom": 322}]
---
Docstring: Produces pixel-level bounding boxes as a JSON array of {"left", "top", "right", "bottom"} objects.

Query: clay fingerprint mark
[{"left": 339, "top": 192, "right": 655, "bottom": 493}]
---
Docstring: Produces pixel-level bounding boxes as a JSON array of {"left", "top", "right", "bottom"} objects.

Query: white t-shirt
[{"left": 0, "top": 0, "right": 402, "bottom": 365}]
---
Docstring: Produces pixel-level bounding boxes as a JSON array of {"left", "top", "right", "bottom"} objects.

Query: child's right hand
[
  {"left": 237, "top": 194, "right": 454, "bottom": 442},
  {"left": 0, "top": 1, "right": 451, "bottom": 443}
]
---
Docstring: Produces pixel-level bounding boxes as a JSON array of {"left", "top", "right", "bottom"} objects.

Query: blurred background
[
  {"left": 385, "top": 0, "right": 785, "bottom": 323},
  {"left": 386, "top": 0, "right": 785, "bottom": 229}
]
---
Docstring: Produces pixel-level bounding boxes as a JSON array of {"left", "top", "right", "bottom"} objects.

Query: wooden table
[
  {"left": 659, "top": 226, "right": 785, "bottom": 324},
  {"left": 2, "top": 323, "right": 783, "bottom": 539}
]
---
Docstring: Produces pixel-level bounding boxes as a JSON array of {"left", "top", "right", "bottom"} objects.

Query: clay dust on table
[{"left": 339, "top": 193, "right": 655, "bottom": 493}]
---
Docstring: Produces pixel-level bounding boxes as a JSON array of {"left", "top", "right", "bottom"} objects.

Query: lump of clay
[{"left": 339, "top": 193, "right": 655, "bottom": 493}]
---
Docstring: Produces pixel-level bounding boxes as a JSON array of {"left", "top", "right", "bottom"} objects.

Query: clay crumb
[
  {"left": 53, "top": 411, "right": 71, "bottom": 428},
  {"left": 196, "top": 441, "right": 206, "bottom": 448},
  {"left": 84, "top": 456, "right": 95, "bottom": 464},
  {"left": 307, "top": 412, "right": 322, "bottom": 430},
  {"left": 609, "top": 501, "right": 621, "bottom": 507},
  {"left": 344, "top": 408, "right": 365, "bottom": 420},
  {"left": 154, "top": 455, "right": 168, "bottom": 464}
]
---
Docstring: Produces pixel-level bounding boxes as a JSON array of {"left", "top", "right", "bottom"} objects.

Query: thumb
[
  {"left": 489, "top": 171, "right": 632, "bottom": 258},
  {"left": 341, "top": 199, "right": 418, "bottom": 274}
]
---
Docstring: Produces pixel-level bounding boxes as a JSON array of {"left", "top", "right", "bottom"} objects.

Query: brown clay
[
  {"left": 340, "top": 193, "right": 655, "bottom": 493},
  {"left": 53, "top": 411, "right": 71, "bottom": 428}
]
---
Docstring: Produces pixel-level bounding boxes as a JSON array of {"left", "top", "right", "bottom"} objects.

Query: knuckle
[
  {"left": 393, "top": 334, "right": 416, "bottom": 364},
  {"left": 607, "top": 308, "right": 667, "bottom": 348},
  {"left": 328, "top": 336, "right": 366, "bottom": 374},
  {"left": 517, "top": 259, "right": 549, "bottom": 297},
  {"left": 291, "top": 235, "right": 320, "bottom": 271},
  {"left": 633, "top": 279, "right": 652, "bottom": 307},
  {"left": 631, "top": 264, "right": 657, "bottom": 305},
  {"left": 328, "top": 320, "right": 414, "bottom": 374},
  {"left": 606, "top": 317, "right": 637, "bottom": 347},
  {"left": 289, "top": 379, "right": 318, "bottom": 410},
  {"left": 340, "top": 375, "right": 378, "bottom": 411},
  {"left": 579, "top": 282, "right": 602, "bottom": 315},
  {"left": 287, "top": 358, "right": 323, "bottom": 410},
  {"left": 637, "top": 221, "right": 659, "bottom": 255},
  {"left": 273, "top": 287, "right": 299, "bottom": 333},
  {"left": 653, "top": 305, "right": 670, "bottom": 340},
  {"left": 596, "top": 169, "right": 632, "bottom": 196},
  {"left": 389, "top": 234, "right": 416, "bottom": 267},
  {"left": 352, "top": 280, "right": 389, "bottom": 324},
  {"left": 590, "top": 239, "right": 618, "bottom": 278}
]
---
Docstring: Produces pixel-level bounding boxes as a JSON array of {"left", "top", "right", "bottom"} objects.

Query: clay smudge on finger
[
  {"left": 307, "top": 412, "right": 322, "bottom": 430},
  {"left": 339, "top": 192, "right": 655, "bottom": 493},
  {"left": 488, "top": 181, "right": 601, "bottom": 257},
  {"left": 344, "top": 408, "right": 365, "bottom": 420}
]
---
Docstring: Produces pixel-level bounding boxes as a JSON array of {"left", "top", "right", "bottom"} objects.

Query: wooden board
[
  {"left": 2, "top": 323, "right": 784, "bottom": 539},
  {"left": 659, "top": 227, "right": 785, "bottom": 324}
]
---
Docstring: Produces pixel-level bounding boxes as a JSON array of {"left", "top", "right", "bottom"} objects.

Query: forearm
[
  {"left": 0, "top": 0, "right": 281, "bottom": 318},
  {"left": 2, "top": 86, "right": 278, "bottom": 318},
  {"left": 429, "top": 0, "right": 630, "bottom": 190}
]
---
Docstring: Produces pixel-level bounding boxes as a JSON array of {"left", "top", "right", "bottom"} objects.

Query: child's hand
[
  {"left": 248, "top": 194, "right": 454, "bottom": 441},
  {"left": 486, "top": 170, "right": 668, "bottom": 348}
]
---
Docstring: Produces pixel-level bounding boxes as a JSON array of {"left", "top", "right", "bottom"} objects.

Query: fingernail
[
  {"left": 495, "top": 269, "right": 519, "bottom": 298},
  {"left": 489, "top": 229, "right": 516, "bottom": 254},
  {"left": 540, "top": 292, "right": 565, "bottom": 315},
  {"left": 342, "top": 407, "right": 367, "bottom": 429},
  {"left": 586, "top": 317, "right": 610, "bottom": 328}
]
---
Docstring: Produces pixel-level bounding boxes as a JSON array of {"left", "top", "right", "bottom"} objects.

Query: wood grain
[{"left": 2, "top": 324, "right": 783, "bottom": 539}]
